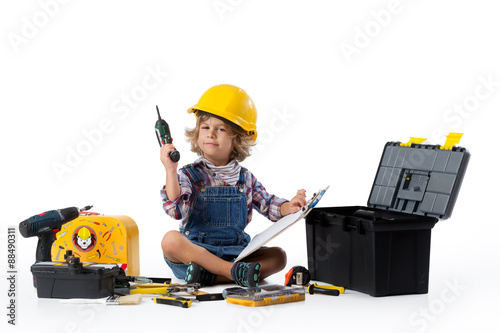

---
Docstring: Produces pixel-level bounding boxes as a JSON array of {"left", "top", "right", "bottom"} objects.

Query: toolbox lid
[
  {"left": 367, "top": 141, "right": 470, "bottom": 220},
  {"left": 31, "top": 261, "right": 121, "bottom": 277}
]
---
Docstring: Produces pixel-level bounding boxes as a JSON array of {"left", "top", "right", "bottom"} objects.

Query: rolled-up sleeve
[
  {"left": 251, "top": 176, "right": 288, "bottom": 222},
  {"left": 160, "top": 172, "right": 193, "bottom": 221}
]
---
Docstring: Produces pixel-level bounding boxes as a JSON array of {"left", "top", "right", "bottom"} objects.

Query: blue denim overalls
[{"left": 164, "top": 164, "right": 251, "bottom": 279}]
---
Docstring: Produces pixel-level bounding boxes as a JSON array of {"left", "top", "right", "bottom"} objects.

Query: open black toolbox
[{"left": 306, "top": 137, "right": 470, "bottom": 297}]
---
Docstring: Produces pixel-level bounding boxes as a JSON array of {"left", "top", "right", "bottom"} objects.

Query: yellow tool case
[
  {"left": 51, "top": 212, "right": 140, "bottom": 275},
  {"left": 224, "top": 285, "right": 305, "bottom": 307}
]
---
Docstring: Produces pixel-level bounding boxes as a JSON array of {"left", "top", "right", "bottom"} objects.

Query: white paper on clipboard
[{"left": 235, "top": 186, "right": 329, "bottom": 262}]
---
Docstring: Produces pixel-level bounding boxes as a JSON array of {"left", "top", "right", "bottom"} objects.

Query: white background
[{"left": 1, "top": 1, "right": 499, "bottom": 332}]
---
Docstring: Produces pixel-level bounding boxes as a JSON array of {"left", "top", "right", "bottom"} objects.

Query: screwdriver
[
  {"left": 307, "top": 283, "right": 344, "bottom": 296},
  {"left": 284, "top": 266, "right": 344, "bottom": 296}
]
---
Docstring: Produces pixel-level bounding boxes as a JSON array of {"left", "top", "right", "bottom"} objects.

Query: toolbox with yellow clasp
[
  {"left": 51, "top": 213, "right": 140, "bottom": 275},
  {"left": 305, "top": 133, "right": 470, "bottom": 297}
]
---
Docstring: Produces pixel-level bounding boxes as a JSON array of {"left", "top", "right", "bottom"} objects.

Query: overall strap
[
  {"left": 237, "top": 167, "right": 247, "bottom": 183},
  {"left": 237, "top": 167, "right": 247, "bottom": 189},
  {"left": 181, "top": 164, "right": 205, "bottom": 184}
]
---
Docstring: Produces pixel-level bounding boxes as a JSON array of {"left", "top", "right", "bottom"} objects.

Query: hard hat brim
[{"left": 187, "top": 107, "right": 257, "bottom": 142}]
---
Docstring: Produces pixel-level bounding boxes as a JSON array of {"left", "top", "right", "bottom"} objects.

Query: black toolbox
[
  {"left": 306, "top": 137, "right": 470, "bottom": 297},
  {"left": 31, "top": 251, "right": 121, "bottom": 299}
]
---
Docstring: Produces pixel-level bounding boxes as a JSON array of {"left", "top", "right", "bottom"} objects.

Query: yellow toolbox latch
[
  {"left": 440, "top": 132, "right": 463, "bottom": 150},
  {"left": 400, "top": 137, "right": 427, "bottom": 147}
]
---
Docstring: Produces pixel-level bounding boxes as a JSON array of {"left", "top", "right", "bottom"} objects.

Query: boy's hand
[
  {"left": 280, "top": 189, "right": 307, "bottom": 216},
  {"left": 160, "top": 144, "right": 179, "bottom": 171}
]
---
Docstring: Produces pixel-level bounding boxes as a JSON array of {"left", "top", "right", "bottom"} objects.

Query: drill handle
[
  {"left": 36, "top": 233, "right": 55, "bottom": 262},
  {"left": 155, "top": 127, "right": 163, "bottom": 146},
  {"left": 155, "top": 121, "right": 173, "bottom": 145},
  {"left": 155, "top": 106, "right": 173, "bottom": 146}
]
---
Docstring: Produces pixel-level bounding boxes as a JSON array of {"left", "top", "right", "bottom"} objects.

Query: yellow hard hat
[
  {"left": 77, "top": 227, "right": 91, "bottom": 239},
  {"left": 187, "top": 84, "right": 258, "bottom": 141}
]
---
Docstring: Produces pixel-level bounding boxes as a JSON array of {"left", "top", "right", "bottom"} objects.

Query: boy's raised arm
[{"left": 160, "top": 144, "right": 181, "bottom": 201}]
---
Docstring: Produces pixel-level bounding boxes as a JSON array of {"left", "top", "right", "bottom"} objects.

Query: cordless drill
[
  {"left": 19, "top": 205, "right": 92, "bottom": 262},
  {"left": 155, "top": 105, "right": 180, "bottom": 162}
]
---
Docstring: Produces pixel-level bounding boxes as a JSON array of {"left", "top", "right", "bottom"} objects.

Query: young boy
[{"left": 160, "top": 84, "right": 306, "bottom": 287}]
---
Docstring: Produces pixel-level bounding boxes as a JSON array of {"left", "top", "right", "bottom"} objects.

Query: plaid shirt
[{"left": 161, "top": 158, "right": 287, "bottom": 228}]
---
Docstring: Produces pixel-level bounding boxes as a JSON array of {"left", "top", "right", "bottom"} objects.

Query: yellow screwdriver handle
[
  {"left": 130, "top": 287, "right": 169, "bottom": 294},
  {"left": 308, "top": 283, "right": 344, "bottom": 296}
]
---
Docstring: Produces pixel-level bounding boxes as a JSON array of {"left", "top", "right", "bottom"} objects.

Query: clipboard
[{"left": 235, "top": 186, "right": 329, "bottom": 262}]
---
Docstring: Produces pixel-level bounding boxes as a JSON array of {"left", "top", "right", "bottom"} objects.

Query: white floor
[{"left": 4, "top": 213, "right": 499, "bottom": 333}]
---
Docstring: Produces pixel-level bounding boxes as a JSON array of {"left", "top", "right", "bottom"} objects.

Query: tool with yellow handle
[
  {"left": 153, "top": 296, "right": 192, "bottom": 308},
  {"left": 130, "top": 283, "right": 200, "bottom": 295},
  {"left": 307, "top": 283, "right": 344, "bottom": 296},
  {"left": 130, "top": 283, "right": 170, "bottom": 295},
  {"left": 285, "top": 266, "right": 344, "bottom": 296}
]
